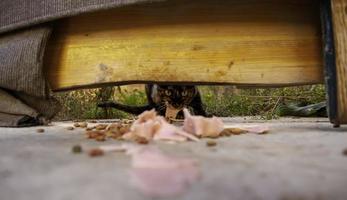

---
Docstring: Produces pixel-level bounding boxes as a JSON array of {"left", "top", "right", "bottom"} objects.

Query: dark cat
[{"left": 98, "top": 84, "right": 207, "bottom": 117}]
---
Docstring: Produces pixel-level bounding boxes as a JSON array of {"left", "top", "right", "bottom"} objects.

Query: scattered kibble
[
  {"left": 73, "top": 123, "right": 80, "bottom": 127},
  {"left": 86, "top": 130, "right": 104, "bottom": 139},
  {"left": 96, "top": 135, "right": 106, "bottom": 142},
  {"left": 36, "top": 128, "right": 45, "bottom": 133},
  {"left": 343, "top": 148, "right": 347, "bottom": 156},
  {"left": 206, "top": 140, "right": 217, "bottom": 147},
  {"left": 72, "top": 145, "right": 82, "bottom": 153},
  {"left": 220, "top": 129, "right": 231, "bottom": 137},
  {"left": 227, "top": 128, "right": 247, "bottom": 135},
  {"left": 135, "top": 137, "right": 149, "bottom": 145},
  {"left": 95, "top": 124, "right": 108, "bottom": 130},
  {"left": 66, "top": 126, "right": 74, "bottom": 130},
  {"left": 89, "top": 148, "right": 104, "bottom": 157},
  {"left": 84, "top": 121, "right": 132, "bottom": 142}
]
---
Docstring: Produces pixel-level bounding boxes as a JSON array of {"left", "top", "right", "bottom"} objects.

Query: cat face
[{"left": 156, "top": 85, "right": 196, "bottom": 109}]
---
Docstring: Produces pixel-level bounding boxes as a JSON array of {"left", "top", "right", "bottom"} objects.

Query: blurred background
[{"left": 53, "top": 85, "right": 326, "bottom": 120}]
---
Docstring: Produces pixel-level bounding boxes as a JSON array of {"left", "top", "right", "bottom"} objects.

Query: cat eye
[
  {"left": 165, "top": 90, "right": 172, "bottom": 96},
  {"left": 182, "top": 91, "right": 188, "bottom": 96}
]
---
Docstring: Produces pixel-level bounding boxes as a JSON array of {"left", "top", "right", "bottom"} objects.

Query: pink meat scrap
[
  {"left": 129, "top": 146, "right": 200, "bottom": 198},
  {"left": 182, "top": 108, "right": 224, "bottom": 138},
  {"left": 122, "top": 109, "right": 199, "bottom": 142}
]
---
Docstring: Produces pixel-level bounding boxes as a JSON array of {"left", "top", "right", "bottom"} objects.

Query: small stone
[
  {"left": 89, "top": 148, "right": 104, "bottom": 157},
  {"left": 72, "top": 145, "right": 82, "bottom": 153},
  {"left": 85, "top": 127, "right": 93, "bottom": 131},
  {"left": 36, "top": 128, "right": 45, "bottom": 133},
  {"left": 66, "top": 126, "right": 74, "bottom": 130},
  {"left": 206, "top": 140, "right": 217, "bottom": 147}
]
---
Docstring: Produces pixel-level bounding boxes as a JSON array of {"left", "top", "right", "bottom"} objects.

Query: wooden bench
[{"left": 44, "top": 0, "right": 347, "bottom": 125}]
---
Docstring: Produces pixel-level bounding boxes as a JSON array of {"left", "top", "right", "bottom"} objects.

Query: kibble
[
  {"left": 72, "top": 145, "right": 82, "bottom": 153},
  {"left": 343, "top": 148, "right": 347, "bottom": 156},
  {"left": 89, "top": 148, "right": 104, "bottom": 157},
  {"left": 227, "top": 128, "right": 247, "bottom": 135},
  {"left": 66, "top": 126, "right": 74, "bottom": 130},
  {"left": 96, "top": 135, "right": 106, "bottom": 142},
  {"left": 95, "top": 124, "right": 108, "bottom": 130},
  {"left": 36, "top": 128, "right": 45, "bottom": 133},
  {"left": 206, "top": 140, "right": 217, "bottom": 147},
  {"left": 73, "top": 123, "right": 80, "bottom": 127},
  {"left": 135, "top": 137, "right": 149, "bottom": 145},
  {"left": 220, "top": 129, "right": 231, "bottom": 137}
]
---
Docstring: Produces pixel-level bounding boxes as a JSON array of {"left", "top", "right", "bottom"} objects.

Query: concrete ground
[{"left": 0, "top": 118, "right": 347, "bottom": 200}]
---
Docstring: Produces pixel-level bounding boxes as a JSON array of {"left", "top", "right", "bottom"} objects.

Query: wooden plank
[
  {"left": 331, "top": 0, "right": 347, "bottom": 124},
  {"left": 45, "top": 0, "right": 324, "bottom": 91},
  {"left": 321, "top": 0, "right": 338, "bottom": 125}
]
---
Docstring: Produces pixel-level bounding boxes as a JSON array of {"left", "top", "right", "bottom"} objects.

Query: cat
[{"left": 97, "top": 84, "right": 207, "bottom": 118}]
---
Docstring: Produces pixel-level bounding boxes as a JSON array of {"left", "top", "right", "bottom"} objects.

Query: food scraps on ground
[
  {"left": 72, "top": 145, "right": 82, "bottom": 153},
  {"left": 84, "top": 108, "right": 270, "bottom": 143},
  {"left": 183, "top": 108, "right": 224, "bottom": 138},
  {"left": 223, "top": 124, "right": 269, "bottom": 135},
  {"left": 74, "top": 110, "right": 272, "bottom": 197},
  {"left": 343, "top": 148, "right": 347, "bottom": 156},
  {"left": 73, "top": 122, "right": 80, "bottom": 127},
  {"left": 88, "top": 148, "right": 104, "bottom": 157},
  {"left": 36, "top": 128, "right": 45, "bottom": 133},
  {"left": 129, "top": 146, "right": 200, "bottom": 198},
  {"left": 206, "top": 140, "right": 217, "bottom": 147}
]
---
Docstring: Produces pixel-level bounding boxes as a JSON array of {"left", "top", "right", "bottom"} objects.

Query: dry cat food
[
  {"left": 85, "top": 122, "right": 131, "bottom": 142},
  {"left": 343, "top": 148, "right": 347, "bottom": 156},
  {"left": 72, "top": 145, "right": 83, "bottom": 153},
  {"left": 206, "top": 140, "right": 217, "bottom": 147},
  {"left": 83, "top": 109, "right": 270, "bottom": 144},
  {"left": 88, "top": 148, "right": 104, "bottom": 157},
  {"left": 36, "top": 128, "right": 45, "bottom": 133},
  {"left": 95, "top": 124, "right": 108, "bottom": 130},
  {"left": 73, "top": 122, "right": 80, "bottom": 127}
]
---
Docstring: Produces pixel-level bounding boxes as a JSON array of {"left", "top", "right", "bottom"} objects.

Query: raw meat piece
[
  {"left": 129, "top": 146, "right": 200, "bottom": 198},
  {"left": 183, "top": 108, "right": 224, "bottom": 138},
  {"left": 224, "top": 124, "right": 269, "bottom": 134},
  {"left": 122, "top": 109, "right": 199, "bottom": 142}
]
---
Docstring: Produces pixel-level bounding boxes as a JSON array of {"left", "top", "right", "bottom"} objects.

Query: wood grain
[
  {"left": 331, "top": 0, "right": 347, "bottom": 124},
  {"left": 45, "top": 0, "right": 323, "bottom": 91}
]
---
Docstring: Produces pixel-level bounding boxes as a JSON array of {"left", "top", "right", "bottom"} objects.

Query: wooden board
[
  {"left": 331, "top": 0, "right": 347, "bottom": 124},
  {"left": 45, "top": 0, "right": 324, "bottom": 91}
]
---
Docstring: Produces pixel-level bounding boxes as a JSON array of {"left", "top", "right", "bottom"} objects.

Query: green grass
[{"left": 53, "top": 85, "right": 326, "bottom": 120}]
